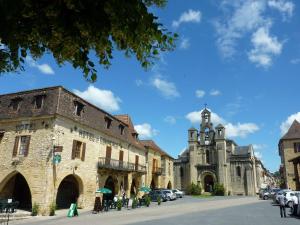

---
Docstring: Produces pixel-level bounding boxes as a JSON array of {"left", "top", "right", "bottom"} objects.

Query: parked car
[
  {"left": 162, "top": 190, "right": 177, "bottom": 201},
  {"left": 284, "top": 191, "right": 300, "bottom": 208},
  {"left": 172, "top": 189, "right": 184, "bottom": 198},
  {"left": 149, "top": 190, "right": 167, "bottom": 202}
]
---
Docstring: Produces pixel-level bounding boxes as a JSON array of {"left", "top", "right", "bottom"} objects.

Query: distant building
[
  {"left": 174, "top": 108, "right": 269, "bottom": 195},
  {"left": 0, "top": 86, "right": 174, "bottom": 214},
  {"left": 279, "top": 120, "right": 300, "bottom": 191}
]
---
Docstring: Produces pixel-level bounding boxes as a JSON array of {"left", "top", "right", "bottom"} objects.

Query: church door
[{"left": 204, "top": 175, "right": 214, "bottom": 192}]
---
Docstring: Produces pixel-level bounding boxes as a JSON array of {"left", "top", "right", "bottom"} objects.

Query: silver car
[{"left": 162, "top": 190, "right": 177, "bottom": 201}]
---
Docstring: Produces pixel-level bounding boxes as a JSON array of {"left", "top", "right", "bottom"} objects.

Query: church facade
[{"left": 174, "top": 108, "right": 266, "bottom": 196}]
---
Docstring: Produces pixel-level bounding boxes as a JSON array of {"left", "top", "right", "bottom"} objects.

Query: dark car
[{"left": 149, "top": 190, "right": 167, "bottom": 202}]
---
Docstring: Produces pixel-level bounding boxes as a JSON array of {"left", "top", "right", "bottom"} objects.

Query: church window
[
  {"left": 180, "top": 167, "right": 184, "bottom": 177},
  {"left": 236, "top": 166, "right": 241, "bottom": 177},
  {"left": 293, "top": 143, "right": 300, "bottom": 153},
  {"left": 218, "top": 129, "right": 222, "bottom": 136},
  {"left": 206, "top": 149, "right": 210, "bottom": 164},
  {"left": 204, "top": 113, "right": 209, "bottom": 123}
]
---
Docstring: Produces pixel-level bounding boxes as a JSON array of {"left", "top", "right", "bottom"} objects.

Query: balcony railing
[
  {"left": 98, "top": 157, "right": 146, "bottom": 173},
  {"left": 152, "top": 167, "right": 162, "bottom": 175}
]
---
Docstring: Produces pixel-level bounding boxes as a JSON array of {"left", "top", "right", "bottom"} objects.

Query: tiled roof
[
  {"left": 140, "top": 140, "right": 174, "bottom": 159},
  {"left": 280, "top": 120, "right": 300, "bottom": 140}
]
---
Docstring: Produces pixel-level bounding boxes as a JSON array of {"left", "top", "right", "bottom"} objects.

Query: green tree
[{"left": 0, "top": 0, "right": 177, "bottom": 81}]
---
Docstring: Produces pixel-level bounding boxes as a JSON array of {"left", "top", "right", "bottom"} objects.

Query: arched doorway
[
  {"left": 167, "top": 181, "right": 172, "bottom": 189},
  {"left": 56, "top": 175, "right": 82, "bottom": 209},
  {"left": 150, "top": 178, "right": 156, "bottom": 190},
  {"left": 130, "top": 179, "right": 137, "bottom": 197},
  {"left": 0, "top": 172, "right": 32, "bottom": 210},
  {"left": 104, "top": 176, "right": 117, "bottom": 200},
  {"left": 204, "top": 174, "right": 214, "bottom": 192}
]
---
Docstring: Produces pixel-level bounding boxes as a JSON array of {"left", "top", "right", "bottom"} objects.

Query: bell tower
[{"left": 200, "top": 108, "right": 214, "bottom": 145}]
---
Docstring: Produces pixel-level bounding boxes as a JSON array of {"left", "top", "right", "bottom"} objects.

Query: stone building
[
  {"left": 140, "top": 140, "right": 174, "bottom": 189},
  {"left": 174, "top": 108, "right": 265, "bottom": 196},
  {"left": 279, "top": 120, "right": 300, "bottom": 191},
  {"left": 0, "top": 86, "right": 173, "bottom": 214}
]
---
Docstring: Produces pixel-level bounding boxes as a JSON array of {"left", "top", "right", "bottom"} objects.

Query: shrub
[
  {"left": 157, "top": 196, "right": 161, "bottom": 205},
  {"left": 116, "top": 199, "right": 122, "bottom": 211},
  {"left": 49, "top": 202, "right": 56, "bottom": 216},
  {"left": 213, "top": 183, "right": 225, "bottom": 196},
  {"left": 31, "top": 202, "right": 39, "bottom": 216},
  {"left": 132, "top": 198, "right": 138, "bottom": 209},
  {"left": 186, "top": 183, "right": 202, "bottom": 195},
  {"left": 145, "top": 195, "right": 151, "bottom": 207}
]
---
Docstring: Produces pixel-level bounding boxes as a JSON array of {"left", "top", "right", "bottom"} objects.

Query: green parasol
[
  {"left": 139, "top": 186, "right": 151, "bottom": 193},
  {"left": 96, "top": 187, "right": 112, "bottom": 194}
]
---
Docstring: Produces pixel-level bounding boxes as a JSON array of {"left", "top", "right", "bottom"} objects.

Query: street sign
[
  {"left": 67, "top": 203, "right": 78, "bottom": 217},
  {"left": 53, "top": 154, "right": 61, "bottom": 164}
]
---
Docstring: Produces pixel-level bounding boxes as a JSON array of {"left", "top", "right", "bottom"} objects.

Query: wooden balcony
[
  {"left": 152, "top": 167, "right": 162, "bottom": 176},
  {"left": 98, "top": 157, "right": 146, "bottom": 173}
]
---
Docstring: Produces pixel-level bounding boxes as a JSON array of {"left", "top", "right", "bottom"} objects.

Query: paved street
[{"left": 10, "top": 196, "right": 300, "bottom": 225}]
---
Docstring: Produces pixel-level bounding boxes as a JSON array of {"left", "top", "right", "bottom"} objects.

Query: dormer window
[
  {"left": 218, "top": 129, "right": 222, "bottom": 136},
  {"left": 105, "top": 117, "right": 112, "bottom": 129},
  {"left": 10, "top": 97, "right": 22, "bottom": 111},
  {"left": 119, "top": 124, "right": 125, "bottom": 135},
  {"left": 34, "top": 95, "right": 45, "bottom": 109},
  {"left": 74, "top": 101, "right": 84, "bottom": 116},
  {"left": 132, "top": 132, "right": 138, "bottom": 139}
]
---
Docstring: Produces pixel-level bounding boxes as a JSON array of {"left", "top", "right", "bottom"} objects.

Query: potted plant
[
  {"left": 145, "top": 195, "right": 151, "bottom": 207},
  {"left": 49, "top": 202, "right": 56, "bottom": 216},
  {"left": 116, "top": 198, "right": 122, "bottom": 211},
  {"left": 31, "top": 202, "right": 39, "bottom": 216},
  {"left": 157, "top": 196, "right": 161, "bottom": 205}
]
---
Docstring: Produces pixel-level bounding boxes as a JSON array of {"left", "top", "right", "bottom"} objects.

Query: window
[
  {"left": 218, "top": 129, "right": 222, "bottom": 136},
  {"left": 119, "top": 124, "right": 125, "bottom": 135},
  {"left": 236, "top": 166, "right": 241, "bottom": 177},
  {"left": 12, "top": 136, "right": 30, "bottom": 157},
  {"left": 71, "top": 140, "right": 86, "bottom": 161},
  {"left": 74, "top": 101, "right": 84, "bottom": 116},
  {"left": 132, "top": 132, "right": 138, "bottom": 139},
  {"left": 206, "top": 149, "right": 210, "bottom": 164},
  {"left": 180, "top": 167, "right": 184, "bottom": 177},
  {"left": 294, "top": 143, "right": 300, "bottom": 153},
  {"left": 204, "top": 113, "right": 209, "bottom": 123},
  {"left": 105, "top": 117, "right": 112, "bottom": 129},
  {"left": 0, "top": 131, "right": 4, "bottom": 143},
  {"left": 10, "top": 97, "right": 22, "bottom": 111},
  {"left": 168, "top": 162, "right": 171, "bottom": 175},
  {"left": 34, "top": 95, "right": 45, "bottom": 109}
]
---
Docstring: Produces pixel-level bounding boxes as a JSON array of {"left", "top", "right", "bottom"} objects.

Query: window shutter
[
  {"left": 81, "top": 142, "right": 86, "bottom": 161},
  {"left": 72, "top": 140, "right": 77, "bottom": 159},
  {"left": 24, "top": 136, "right": 31, "bottom": 157},
  {"left": 12, "top": 136, "right": 19, "bottom": 157}
]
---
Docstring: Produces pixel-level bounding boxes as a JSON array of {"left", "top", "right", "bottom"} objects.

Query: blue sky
[{"left": 1, "top": 0, "right": 300, "bottom": 172}]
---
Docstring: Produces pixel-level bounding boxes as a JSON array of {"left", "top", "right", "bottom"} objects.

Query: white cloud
[
  {"left": 254, "top": 151, "right": 263, "bottom": 159},
  {"left": 164, "top": 116, "right": 176, "bottom": 125},
  {"left": 268, "top": 0, "right": 294, "bottom": 20},
  {"left": 253, "top": 144, "right": 267, "bottom": 150},
  {"left": 215, "top": 0, "right": 290, "bottom": 65},
  {"left": 185, "top": 109, "right": 226, "bottom": 125},
  {"left": 210, "top": 89, "right": 221, "bottom": 96},
  {"left": 135, "top": 79, "right": 143, "bottom": 86},
  {"left": 180, "top": 38, "right": 190, "bottom": 50},
  {"left": 195, "top": 89, "right": 205, "bottom": 98},
  {"left": 26, "top": 56, "right": 54, "bottom": 75},
  {"left": 172, "top": 9, "right": 201, "bottom": 28},
  {"left": 134, "top": 123, "right": 158, "bottom": 139},
  {"left": 248, "top": 26, "right": 283, "bottom": 67},
  {"left": 151, "top": 77, "right": 180, "bottom": 99},
  {"left": 280, "top": 112, "right": 300, "bottom": 135},
  {"left": 215, "top": 0, "right": 267, "bottom": 58},
  {"left": 74, "top": 85, "right": 121, "bottom": 112},
  {"left": 291, "top": 58, "right": 300, "bottom": 64},
  {"left": 186, "top": 109, "right": 259, "bottom": 138},
  {"left": 225, "top": 123, "right": 259, "bottom": 138}
]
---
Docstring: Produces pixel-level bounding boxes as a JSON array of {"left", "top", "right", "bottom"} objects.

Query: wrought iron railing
[
  {"left": 98, "top": 157, "right": 146, "bottom": 173},
  {"left": 152, "top": 167, "right": 162, "bottom": 175}
]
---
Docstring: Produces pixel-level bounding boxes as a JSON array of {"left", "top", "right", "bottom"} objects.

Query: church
[{"left": 174, "top": 108, "right": 265, "bottom": 196}]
